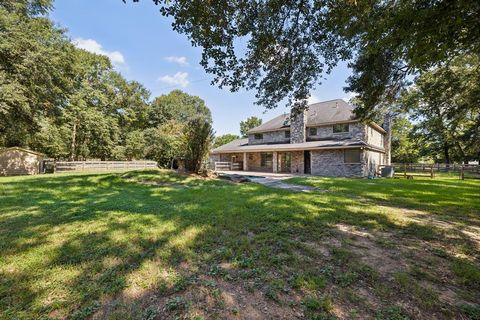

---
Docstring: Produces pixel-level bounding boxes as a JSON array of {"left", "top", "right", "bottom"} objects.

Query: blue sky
[{"left": 51, "top": 0, "right": 354, "bottom": 136}]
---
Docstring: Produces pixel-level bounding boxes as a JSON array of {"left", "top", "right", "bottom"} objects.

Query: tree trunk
[
  {"left": 70, "top": 119, "right": 77, "bottom": 161},
  {"left": 444, "top": 143, "right": 450, "bottom": 171}
]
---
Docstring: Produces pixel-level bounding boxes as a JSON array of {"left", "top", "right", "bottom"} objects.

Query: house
[
  {"left": 210, "top": 99, "right": 390, "bottom": 177},
  {"left": 0, "top": 147, "right": 45, "bottom": 176}
]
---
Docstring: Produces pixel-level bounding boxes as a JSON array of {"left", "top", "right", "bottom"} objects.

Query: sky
[{"left": 50, "top": 0, "right": 354, "bottom": 136}]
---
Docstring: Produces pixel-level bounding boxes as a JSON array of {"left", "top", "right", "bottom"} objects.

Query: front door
[{"left": 304, "top": 150, "right": 311, "bottom": 174}]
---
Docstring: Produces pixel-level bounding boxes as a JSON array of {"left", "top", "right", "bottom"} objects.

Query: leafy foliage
[
  {"left": 0, "top": 2, "right": 215, "bottom": 168},
  {"left": 213, "top": 134, "right": 240, "bottom": 148},
  {"left": 239, "top": 116, "right": 262, "bottom": 137},
  {"left": 126, "top": 0, "right": 479, "bottom": 118},
  {"left": 399, "top": 55, "right": 480, "bottom": 163}
]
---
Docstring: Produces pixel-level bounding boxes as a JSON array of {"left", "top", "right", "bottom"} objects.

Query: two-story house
[{"left": 210, "top": 99, "right": 390, "bottom": 177}]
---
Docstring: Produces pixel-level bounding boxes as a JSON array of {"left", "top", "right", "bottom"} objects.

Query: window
[
  {"left": 254, "top": 133, "right": 263, "bottom": 140},
  {"left": 285, "top": 130, "right": 290, "bottom": 138},
  {"left": 344, "top": 149, "right": 361, "bottom": 163},
  {"left": 333, "top": 123, "right": 349, "bottom": 133},
  {"left": 309, "top": 127, "right": 317, "bottom": 136},
  {"left": 261, "top": 153, "right": 273, "bottom": 167}
]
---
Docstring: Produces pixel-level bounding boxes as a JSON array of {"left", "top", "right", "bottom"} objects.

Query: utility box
[{"left": 381, "top": 166, "right": 394, "bottom": 178}]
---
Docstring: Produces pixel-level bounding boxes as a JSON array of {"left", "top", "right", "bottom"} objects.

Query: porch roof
[{"left": 211, "top": 138, "right": 385, "bottom": 154}]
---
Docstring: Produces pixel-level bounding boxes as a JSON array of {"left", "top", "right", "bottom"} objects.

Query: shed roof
[{"left": 0, "top": 147, "right": 45, "bottom": 157}]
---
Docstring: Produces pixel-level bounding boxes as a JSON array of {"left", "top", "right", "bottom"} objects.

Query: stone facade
[
  {"left": 291, "top": 151, "right": 304, "bottom": 174},
  {"left": 310, "top": 149, "right": 364, "bottom": 177},
  {"left": 246, "top": 152, "right": 273, "bottom": 172},
  {"left": 365, "top": 126, "right": 384, "bottom": 149},
  {"left": 364, "top": 150, "right": 384, "bottom": 176},
  {"left": 307, "top": 122, "right": 365, "bottom": 141},
  {"left": 290, "top": 109, "right": 306, "bottom": 144},
  {"left": 248, "top": 130, "right": 290, "bottom": 145}
]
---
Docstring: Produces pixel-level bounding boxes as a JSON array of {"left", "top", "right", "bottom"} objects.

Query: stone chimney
[{"left": 290, "top": 106, "right": 306, "bottom": 144}]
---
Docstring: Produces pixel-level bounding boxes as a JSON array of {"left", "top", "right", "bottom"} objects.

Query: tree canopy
[
  {"left": 125, "top": 0, "right": 480, "bottom": 118},
  {"left": 0, "top": 0, "right": 215, "bottom": 170},
  {"left": 240, "top": 116, "right": 262, "bottom": 137},
  {"left": 399, "top": 54, "right": 480, "bottom": 164}
]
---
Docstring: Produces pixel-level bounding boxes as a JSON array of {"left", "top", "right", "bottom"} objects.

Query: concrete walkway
[{"left": 217, "top": 170, "right": 318, "bottom": 193}]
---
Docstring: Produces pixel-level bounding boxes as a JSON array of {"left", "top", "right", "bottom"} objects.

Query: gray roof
[
  {"left": 248, "top": 99, "right": 356, "bottom": 133},
  {"left": 211, "top": 138, "right": 383, "bottom": 154}
]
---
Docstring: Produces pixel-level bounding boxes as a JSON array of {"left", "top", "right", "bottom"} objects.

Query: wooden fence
[
  {"left": 379, "top": 163, "right": 480, "bottom": 179},
  {"left": 46, "top": 160, "right": 158, "bottom": 173}
]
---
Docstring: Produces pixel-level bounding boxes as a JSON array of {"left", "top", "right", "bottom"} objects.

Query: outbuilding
[{"left": 0, "top": 147, "right": 45, "bottom": 176}]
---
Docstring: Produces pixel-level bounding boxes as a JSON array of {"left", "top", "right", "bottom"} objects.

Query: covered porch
[{"left": 211, "top": 151, "right": 304, "bottom": 174}]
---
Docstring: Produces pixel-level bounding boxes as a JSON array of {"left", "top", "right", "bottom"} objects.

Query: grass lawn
[{"left": 1, "top": 170, "right": 479, "bottom": 319}]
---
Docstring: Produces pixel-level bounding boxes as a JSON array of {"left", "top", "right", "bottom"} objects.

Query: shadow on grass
[{"left": 0, "top": 171, "right": 478, "bottom": 319}]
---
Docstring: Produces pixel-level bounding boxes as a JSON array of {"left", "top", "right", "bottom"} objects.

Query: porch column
[
  {"left": 272, "top": 151, "right": 278, "bottom": 173},
  {"left": 243, "top": 152, "right": 248, "bottom": 171}
]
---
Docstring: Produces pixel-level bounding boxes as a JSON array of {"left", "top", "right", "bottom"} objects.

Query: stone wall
[
  {"left": 365, "top": 126, "right": 384, "bottom": 148},
  {"left": 364, "top": 150, "right": 384, "bottom": 176},
  {"left": 290, "top": 109, "right": 306, "bottom": 144},
  {"left": 246, "top": 152, "right": 273, "bottom": 172},
  {"left": 310, "top": 149, "right": 364, "bottom": 177},
  {"left": 291, "top": 151, "right": 304, "bottom": 174},
  {"left": 307, "top": 122, "right": 365, "bottom": 141},
  {"left": 248, "top": 130, "right": 290, "bottom": 145}
]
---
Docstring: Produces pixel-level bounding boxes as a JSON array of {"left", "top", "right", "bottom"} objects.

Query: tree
[
  {"left": 150, "top": 90, "right": 211, "bottom": 127},
  {"left": 240, "top": 117, "right": 262, "bottom": 137},
  {"left": 183, "top": 118, "right": 214, "bottom": 172},
  {"left": 144, "top": 120, "right": 186, "bottom": 168},
  {"left": 399, "top": 54, "right": 480, "bottom": 164},
  {"left": 213, "top": 134, "right": 240, "bottom": 148},
  {"left": 125, "top": 0, "right": 479, "bottom": 117},
  {"left": 390, "top": 117, "right": 420, "bottom": 163},
  {"left": 0, "top": 1, "right": 75, "bottom": 148},
  {"left": 124, "top": 130, "right": 146, "bottom": 160}
]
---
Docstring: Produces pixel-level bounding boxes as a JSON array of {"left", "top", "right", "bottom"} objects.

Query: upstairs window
[
  {"left": 344, "top": 149, "right": 361, "bottom": 163},
  {"left": 254, "top": 133, "right": 263, "bottom": 140},
  {"left": 285, "top": 130, "right": 290, "bottom": 138},
  {"left": 333, "top": 123, "right": 349, "bottom": 133},
  {"left": 309, "top": 127, "right": 317, "bottom": 136},
  {"left": 260, "top": 153, "right": 273, "bottom": 167}
]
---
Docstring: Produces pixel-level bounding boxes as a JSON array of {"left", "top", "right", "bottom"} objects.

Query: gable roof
[{"left": 248, "top": 99, "right": 356, "bottom": 134}]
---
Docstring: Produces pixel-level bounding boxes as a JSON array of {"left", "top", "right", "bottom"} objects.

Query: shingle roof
[
  {"left": 248, "top": 99, "right": 356, "bottom": 133},
  {"left": 211, "top": 138, "right": 384, "bottom": 154}
]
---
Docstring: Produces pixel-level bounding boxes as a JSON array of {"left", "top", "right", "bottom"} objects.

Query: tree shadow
[{"left": 0, "top": 172, "right": 478, "bottom": 319}]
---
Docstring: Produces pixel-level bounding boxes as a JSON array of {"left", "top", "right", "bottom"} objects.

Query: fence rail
[
  {"left": 46, "top": 160, "right": 158, "bottom": 173},
  {"left": 214, "top": 161, "right": 243, "bottom": 171},
  {"left": 379, "top": 163, "right": 479, "bottom": 179}
]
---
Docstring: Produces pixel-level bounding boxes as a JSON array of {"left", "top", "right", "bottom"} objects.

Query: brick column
[{"left": 272, "top": 152, "right": 278, "bottom": 173}]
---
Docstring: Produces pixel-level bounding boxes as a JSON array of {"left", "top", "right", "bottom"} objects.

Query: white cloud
[
  {"left": 73, "top": 38, "right": 125, "bottom": 65},
  {"left": 158, "top": 72, "right": 189, "bottom": 87},
  {"left": 164, "top": 56, "right": 189, "bottom": 66}
]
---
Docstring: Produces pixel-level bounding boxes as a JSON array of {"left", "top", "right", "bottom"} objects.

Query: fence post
[
  {"left": 404, "top": 163, "right": 407, "bottom": 178},
  {"left": 460, "top": 166, "right": 464, "bottom": 180}
]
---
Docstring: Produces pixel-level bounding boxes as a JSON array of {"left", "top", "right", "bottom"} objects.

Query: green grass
[{"left": 0, "top": 170, "right": 479, "bottom": 319}]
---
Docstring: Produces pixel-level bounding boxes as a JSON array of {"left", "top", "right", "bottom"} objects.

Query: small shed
[{"left": 0, "top": 147, "right": 45, "bottom": 176}]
